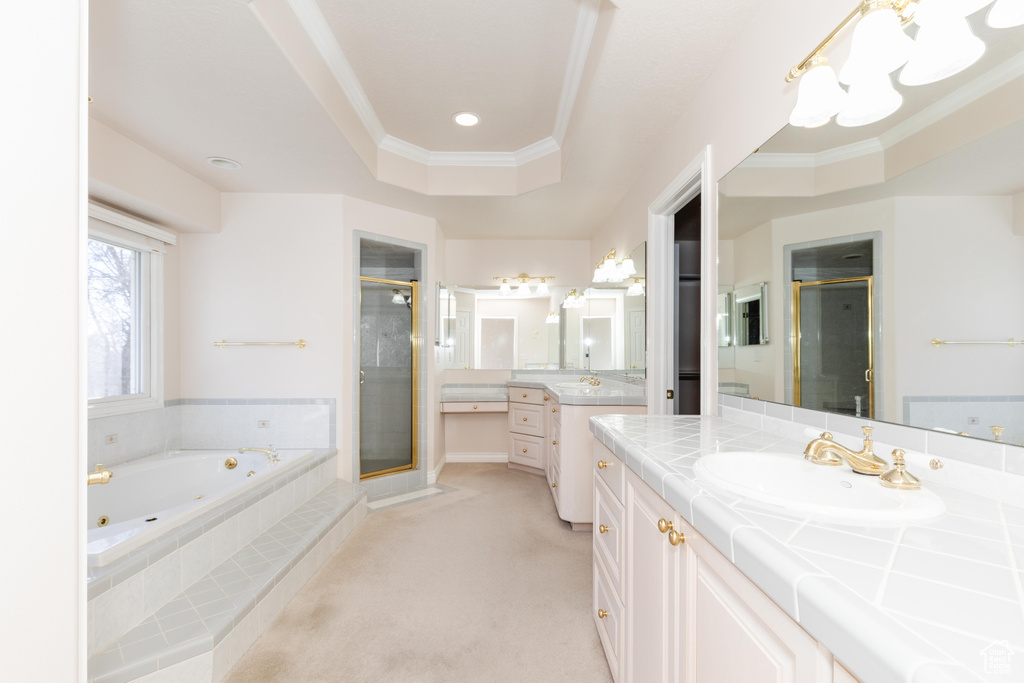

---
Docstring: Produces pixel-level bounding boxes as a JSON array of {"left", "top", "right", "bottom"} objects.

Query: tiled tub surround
[
  {"left": 88, "top": 450, "right": 338, "bottom": 658},
  {"left": 89, "top": 481, "right": 365, "bottom": 683},
  {"left": 88, "top": 449, "right": 321, "bottom": 568},
  {"left": 590, "top": 412, "right": 1024, "bottom": 683},
  {"left": 88, "top": 398, "right": 336, "bottom": 470},
  {"left": 905, "top": 395, "right": 1024, "bottom": 447}
]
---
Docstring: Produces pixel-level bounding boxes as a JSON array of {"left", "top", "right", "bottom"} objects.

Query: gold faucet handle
[
  {"left": 879, "top": 449, "right": 921, "bottom": 490},
  {"left": 861, "top": 426, "right": 874, "bottom": 441}
]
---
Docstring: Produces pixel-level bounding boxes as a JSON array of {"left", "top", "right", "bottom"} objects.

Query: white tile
[
  {"left": 789, "top": 525, "right": 896, "bottom": 568},
  {"left": 209, "top": 516, "right": 240, "bottom": 568},
  {"left": 89, "top": 571, "right": 145, "bottom": 656},
  {"left": 258, "top": 492, "right": 281, "bottom": 533},
  {"left": 180, "top": 533, "right": 214, "bottom": 591},
  {"left": 143, "top": 551, "right": 182, "bottom": 618},
  {"left": 890, "top": 546, "right": 1018, "bottom": 600},
  {"left": 797, "top": 549, "right": 884, "bottom": 602},
  {"left": 135, "top": 653, "right": 212, "bottom": 683},
  {"left": 900, "top": 526, "right": 1012, "bottom": 566}
]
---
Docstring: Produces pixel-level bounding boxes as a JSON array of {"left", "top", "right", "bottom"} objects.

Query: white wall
[
  {"left": 178, "top": 193, "right": 445, "bottom": 481},
  {"left": 0, "top": 2, "right": 85, "bottom": 678},
  {"left": 446, "top": 239, "right": 592, "bottom": 288},
  {"left": 894, "top": 196, "right": 1024, "bottom": 407}
]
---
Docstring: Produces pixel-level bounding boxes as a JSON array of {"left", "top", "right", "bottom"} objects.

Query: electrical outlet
[
  {"left": 104, "top": 434, "right": 118, "bottom": 445},
  {"left": 968, "top": 417, "right": 979, "bottom": 425},
  {"left": 257, "top": 420, "right": 270, "bottom": 429}
]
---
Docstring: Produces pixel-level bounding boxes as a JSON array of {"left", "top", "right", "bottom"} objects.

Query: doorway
[{"left": 359, "top": 277, "right": 418, "bottom": 479}]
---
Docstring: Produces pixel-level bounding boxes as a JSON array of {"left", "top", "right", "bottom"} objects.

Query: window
[{"left": 87, "top": 203, "right": 175, "bottom": 417}]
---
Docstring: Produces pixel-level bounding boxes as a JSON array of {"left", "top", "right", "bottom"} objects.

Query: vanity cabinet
[
  {"left": 593, "top": 440, "right": 860, "bottom": 683},
  {"left": 508, "top": 388, "right": 550, "bottom": 474}
]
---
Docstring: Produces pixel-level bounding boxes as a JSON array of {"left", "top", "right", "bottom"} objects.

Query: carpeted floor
[{"left": 223, "top": 463, "right": 613, "bottom": 682}]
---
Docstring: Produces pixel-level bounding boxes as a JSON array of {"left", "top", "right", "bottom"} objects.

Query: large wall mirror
[
  {"left": 441, "top": 242, "right": 646, "bottom": 374},
  {"left": 718, "top": 16, "right": 1024, "bottom": 446}
]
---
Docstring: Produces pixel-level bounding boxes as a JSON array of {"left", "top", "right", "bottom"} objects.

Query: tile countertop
[
  {"left": 589, "top": 414, "right": 1024, "bottom": 683},
  {"left": 507, "top": 376, "right": 646, "bottom": 406}
]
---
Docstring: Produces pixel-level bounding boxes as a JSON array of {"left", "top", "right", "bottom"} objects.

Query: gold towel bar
[
  {"left": 931, "top": 338, "right": 1018, "bottom": 347},
  {"left": 214, "top": 339, "right": 307, "bottom": 348}
]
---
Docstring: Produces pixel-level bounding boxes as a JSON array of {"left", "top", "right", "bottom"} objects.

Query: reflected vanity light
[
  {"left": 626, "top": 278, "right": 645, "bottom": 297},
  {"left": 545, "top": 311, "right": 560, "bottom": 324},
  {"left": 562, "top": 288, "right": 587, "bottom": 309},
  {"left": 492, "top": 273, "right": 555, "bottom": 297},
  {"left": 391, "top": 290, "right": 407, "bottom": 304},
  {"left": 787, "top": 0, "right": 1011, "bottom": 128}
]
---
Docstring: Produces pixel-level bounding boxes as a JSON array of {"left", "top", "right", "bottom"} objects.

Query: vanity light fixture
[
  {"left": 562, "top": 288, "right": 587, "bottom": 309},
  {"left": 626, "top": 278, "right": 645, "bottom": 297},
  {"left": 592, "top": 248, "right": 638, "bottom": 284},
  {"left": 787, "top": 0, "right": 1012, "bottom": 129},
  {"left": 545, "top": 311, "right": 560, "bottom": 324},
  {"left": 453, "top": 112, "right": 480, "bottom": 126},
  {"left": 391, "top": 290, "right": 407, "bottom": 304},
  {"left": 492, "top": 274, "right": 555, "bottom": 297}
]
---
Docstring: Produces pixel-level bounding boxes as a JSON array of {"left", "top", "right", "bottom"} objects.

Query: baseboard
[
  {"left": 428, "top": 456, "right": 446, "bottom": 484},
  {"left": 445, "top": 452, "right": 509, "bottom": 463}
]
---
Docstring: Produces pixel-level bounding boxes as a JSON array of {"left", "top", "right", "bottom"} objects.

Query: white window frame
[{"left": 87, "top": 202, "right": 175, "bottom": 418}]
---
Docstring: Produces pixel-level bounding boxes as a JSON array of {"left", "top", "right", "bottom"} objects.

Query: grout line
[{"left": 872, "top": 526, "right": 906, "bottom": 606}]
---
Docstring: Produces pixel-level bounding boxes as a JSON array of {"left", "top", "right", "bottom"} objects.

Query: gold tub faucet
[
  {"left": 87, "top": 464, "right": 113, "bottom": 486},
  {"left": 239, "top": 446, "right": 280, "bottom": 464},
  {"left": 803, "top": 426, "right": 888, "bottom": 476}
]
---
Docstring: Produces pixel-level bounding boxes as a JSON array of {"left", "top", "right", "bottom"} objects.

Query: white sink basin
[{"left": 693, "top": 452, "right": 946, "bottom": 524}]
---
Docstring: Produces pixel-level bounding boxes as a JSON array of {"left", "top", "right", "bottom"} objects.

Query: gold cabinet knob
[
  {"left": 543, "top": 396, "right": 550, "bottom": 401},
  {"left": 599, "top": 525, "right": 610, "bottom": 534},
  {"left": 552, "top": 482, "right": 558, "bottom": 488},
  {"left": 929, "top": 458, "right": 944, "bottom": 470},
  {"left": 551, "top": 408, "right": 558, "bottom": 413},
  {"left": 552, "top": 440, "right": 559, "bottom": 445},
  {"left": 522, "top": 393, "right": 528, "bottom": 398},
  {"left": 523, "top": 417, "right": 528, "bottom": 421},
  {"left": 597, "top": 609, "right": 608, "bottom": 619},
  {"left": 472, "top": 405, "right": 478, "bottom": 409},
  {"left": 522, "top": 448, "right": 528, "bottom": 453},
  {"left": 597, "top": 460, "right": 609, "bottom": 469},
  {"left": 668, "top": 529, "right": 685, "bottom": 546},
  {"left": 657, "top": 518, "right": 673, "bottom": 534}
]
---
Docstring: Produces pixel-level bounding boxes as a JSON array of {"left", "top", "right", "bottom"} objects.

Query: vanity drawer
[
  {"left": 594, "top": 476, "right": 625, "bottom": 600},
  {"left": 510, "top": 433, "right": 545, "bottom": 470},
  {"left": 594, "top": 442, "right": 624, "bottom": 504},
  {"left": 441, "top": 401, "right": 508, "bottom": 414},
  {"left": 510, "top": 387, "right": 548, "bottom": 405},
  {"left": 594, "top": 555, "right": 625, "bottom": 683},
  {"left": 509, "top": 403, "right": 545, "bottom": 437}
]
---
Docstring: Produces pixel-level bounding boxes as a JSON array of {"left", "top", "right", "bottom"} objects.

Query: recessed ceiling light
[
  {"left": 206, "top": 156, "right": 242, "bottom": 170},
  {"left": 453, "top": 112, "right": 480, "bottom": 127}
]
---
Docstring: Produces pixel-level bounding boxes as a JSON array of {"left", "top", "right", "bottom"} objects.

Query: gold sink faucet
[
  {"left": 87, "top": 464, "right": 113, "bottom": 486},
  {"left": 804, "top": 426, "right": 888, "bottom": 476},
  {"left": 579, "top": 375, "right": 600, "bottom": 386},
  {"left": 239, "top": 446, "right": 280, "bottom": 464}
]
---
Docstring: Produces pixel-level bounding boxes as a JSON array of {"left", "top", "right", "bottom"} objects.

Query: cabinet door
[
  {"left": 509, "top": 433, "right": 544, "bottom": 469},
  {"left": 626, "top": 472, "right": 687, "bottom": 683},
  {"left": 692, "top": 538, "right": 826, "bottom": 683}
]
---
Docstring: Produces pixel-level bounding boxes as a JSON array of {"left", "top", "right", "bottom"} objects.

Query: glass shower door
[
  {"left": 793, "top": 277, "right": 874, "bottom": 418},
  {"left": 359, "top": 277, "right": 418, "bottom": 479}
]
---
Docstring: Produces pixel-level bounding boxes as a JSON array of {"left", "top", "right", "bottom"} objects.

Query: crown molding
[
  {"left": 553, "top": 0, "right": 602, "bottom": 145},
  {"left": 286, "top": 0, "right": 386, "bottom": 144},
  {"left": 515, "top": 137, "right": 561, "bottom": 164},
  {"left": 380, "top": 135, "right": 560, "bottom": 168}
]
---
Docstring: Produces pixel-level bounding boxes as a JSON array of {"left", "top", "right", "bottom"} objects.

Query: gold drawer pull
[
  {"left": 522, "top": 448, "right": 528, "bottom": 453},
  {"left": 473, "top": 405, "right": 478, "bottom": 409},
  {"left": 523, "top": 417, "right": 528, "bottom": 422},
  {"left": 552, "top": 483, "right": 558, "bottom": 488},
  {"left": 597, "top": 460, "right": 609, "bottom": 469},
  {"left": 657, "top": 518, "right": 673, "bottom": 534},
  {"left": 543, "top": 396, "right": 550, "bottom": 401},
  {"left": 552, "top": 440, "right": 559, "bottom": 445},
  {"left": 522, "top": 393, "right": 528, "bottom": 398},
  {"left": 597, "top": 609, "right": 608, "bottom": 619},
  {"left": 599, "top": 525, "right": 609, "bottom": 534},
  {"left": 668, "top": 530, "right": 685, "bottom": 546},
  {"left": 552, "top": 408, "right": 558, "bottom": 413}
]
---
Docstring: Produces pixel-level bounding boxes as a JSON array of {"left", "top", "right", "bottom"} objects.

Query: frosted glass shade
[
  {"left": 988, "top": 0, "right": 1024, "bottom": 27},
  {"left": 499, "top": 280, "right": 511, "bottom": 296},
  {"left": 789, "top": 60, "right": 848, "bottom": 128},
  {"left": 839, "top": 6, "right": 915, "bottom": 85},
  {"left": 620, "top": 257, "right": 636, "bottom": 276},
  {"left": 535, "top": 280, "right": 549, "bottom": 297},
  {"left": 592, "top": 267, "right": 607, "bottom": 283},
  {"left": 517, "top": 281, "right": 530, "bottom": 296},
  {"left": 901, "top": 7, "right": 985, "bottom": 85},
  {"left": 627, "top": 280, "right": 645, "bottom": 296},
  {"left": 837, "top": 73, "right": 903, "bottom": 127}
]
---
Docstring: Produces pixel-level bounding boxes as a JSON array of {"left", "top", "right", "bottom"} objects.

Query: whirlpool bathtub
[{"left": 87, "top": 448, "right": 316, "bottom": 567}]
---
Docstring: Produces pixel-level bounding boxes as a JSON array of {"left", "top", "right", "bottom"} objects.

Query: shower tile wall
[{"left": 88, "top": 399, "right": 335, "bottom": 469}]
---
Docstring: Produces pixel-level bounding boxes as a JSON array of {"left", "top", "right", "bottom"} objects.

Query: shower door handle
[
  {"left": 864, "top": 368, "right": 872, "bottom": 382},
  {"left": 359, "top": 370, "right": 365, "bottom": 385}
]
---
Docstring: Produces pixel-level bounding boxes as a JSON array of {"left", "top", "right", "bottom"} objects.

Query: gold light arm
[
  {"left": 214, "top": 339, "right": 307, "bottom": 348},
  {"left": 491, "top": 274, "right": 556, "bottom": 282},
  {"left": 785, "top": 0, "right": 917, "bottom": 83}
]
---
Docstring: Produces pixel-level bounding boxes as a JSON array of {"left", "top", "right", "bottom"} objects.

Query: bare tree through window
[{"left": 87, "top": 239, "right": 139, "bottom": 399}]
